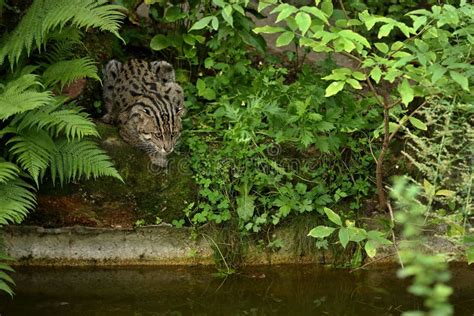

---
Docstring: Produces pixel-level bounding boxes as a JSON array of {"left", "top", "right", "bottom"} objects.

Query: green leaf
[
  {"left": 435, "top": 189, "right": 455, "bottom": 197},
  {"left": 189, "top": 16, "right": 213, "bottom": 31},
  {"left": 374, "top": 42, "right": 389, "bottom": 54},
  {"left": 338, "top": 30, "right": 370, "bottom": 48},
  {"left": 325, "top": 81, "right": 345, "bottom": 97},
  {"left": 321, "top": 0, "right": 333, "bottom": 16},
  {"left": 308, "top": 226, "right": 336, "bottom": 238},
  {"left": 365, "top": 240, "right": 377, "bottom": 258},
  {"left": 276, "top": 31, "right": 295, "bottom": 47},
  {"left": 276, "top": 5, "right": 297, "bottom": 23},
  {"left": 324, "top": 207, "right": 342, "bottom": 226},
  {"left": 449, "top": 71, "right": 469, "bottom": 91},
  {"left": 300, "top": 6, "right": 328, "bottom": 24},
  {"left": 409, "top": 117, "right": 427, "bottom": 130},
  {"left": 236, "top": 193, "right": 255, "bottom": 222},
  {"left": 339, "top": 227, "right": 349, "bottom": 248},
  {"left": 253, "top": 26, "right": 285, "bottom": 34},
  {"left": 346, "top": 78, "right": 362, "bottom": 89},
  {"left": 211, "top": 17, "right": 219, "bottom": 30},
  {"left": 398, "top": 79, "right": 414, "bottom": 106},
  {"left": 150, "top": 34, "right": 170, "bottom": 51},
  {"left": 348, "top": 227, "right": 367, "bottom": 242},
  {"left": 295, "top": 12, "right": 311, "bottom": 36},
  {"left": 428, "top": 64, "right": 446, "bottom": 84},
  {"left": 378, "top": 23, "right": 395, "bottom": 38},
  {"left": 370, "top": 66, "right": 382, "bottom": 83},
  {"left": 352, "top": 72, "right": 366, "bottom": 80},
  {"left": 222, "top": 5, "right": 233, "bottom": 27}
]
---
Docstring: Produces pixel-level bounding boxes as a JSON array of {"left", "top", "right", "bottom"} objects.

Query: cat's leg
[
  {"left": 150, "top": 61, "right": 175, "bottom": 84},
  {"left": 101, "top": 59, "right": 122, "bottom": 123}
]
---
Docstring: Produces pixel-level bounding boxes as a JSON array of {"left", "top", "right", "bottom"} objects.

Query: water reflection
[{"left": 0, "top": 264, "right": 473, "bottom": 315}]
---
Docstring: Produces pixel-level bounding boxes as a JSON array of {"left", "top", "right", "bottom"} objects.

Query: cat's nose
[{"left": 163, "top": 145, "right": 173, "bottom": 153}]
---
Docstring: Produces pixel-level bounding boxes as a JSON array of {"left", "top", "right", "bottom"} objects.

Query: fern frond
[
  {"left": 0, "top": 178, "right": 36, "bottom": 226},
  {"left": 0, "top": 161, "right": 20, "bottom": 184},
  {"left": 0, "top": 256, "right": 16, "bottom": 297},
  {"left": 0, "top": 74, "right": 53, "bottom": 120},
  {"left": 6, "top": 129, "right": 56, "bottom": 186},
  {"left": 42, "top": 58, "right": 100, "bottom": 89},
  {"left": 11, "top": 98, "right": 99, "bottom": 140},
  {"left": 0, "top": 0, "right": 125, "bottom": 66},
  {"left": 50, "top": 139, "right": 123, "bottom": 186}
]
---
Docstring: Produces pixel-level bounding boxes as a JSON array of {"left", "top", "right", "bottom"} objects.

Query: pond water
[{"left": 0, "top": 264, "right": 473, "bottom": 315}]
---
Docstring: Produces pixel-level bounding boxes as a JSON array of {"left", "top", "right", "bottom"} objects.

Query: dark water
[{"left": 0, "top": 265, "right": 473, "bottom": 316}]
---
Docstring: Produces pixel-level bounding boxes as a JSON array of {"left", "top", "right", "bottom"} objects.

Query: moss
[{"left": 36, "top": 123, "right": 198, "bottom": 227}]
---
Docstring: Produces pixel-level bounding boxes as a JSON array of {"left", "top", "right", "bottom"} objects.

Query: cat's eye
[
  {"left": 154, "top": 132, "right": 162, "bottom": 138},
  {"left": 142, "top": 108, "right": 151, "bottom": 115}
]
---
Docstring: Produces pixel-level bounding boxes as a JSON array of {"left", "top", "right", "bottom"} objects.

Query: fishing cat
[{"left": 101, "top": 59, "right": 185, "bottom": 167}]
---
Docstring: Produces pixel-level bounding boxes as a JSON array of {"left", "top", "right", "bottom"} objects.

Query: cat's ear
[
  {"left": 151, "top": 61, "right": 175, "bottom": 83},
  {"left": 103, "top": 59, "right": 122, "bottom": 79}
]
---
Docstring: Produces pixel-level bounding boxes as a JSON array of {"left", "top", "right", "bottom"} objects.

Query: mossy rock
[{"left": 31, "top": 123, "right": 197, "bottom": 228}]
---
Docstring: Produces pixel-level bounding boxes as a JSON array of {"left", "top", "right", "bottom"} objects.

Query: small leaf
[
  {"left": 374, "top": 42, "right": 389, "bottom": 54},
  {"left": 211, "top": 17, "right": 219, "bottom": 30},
  {"left": 398, "top": 79, "right": 414, "bottom": 106},
  {"left": 189, "top": 16, "right": 213, "bottom": 31},
  {"left": 324, "top": 207, "right": 342, "bottom": 226},
  {"left": 352, "top": 72, "right": 366, "bottom": 80},
  {"left": 325, "top": 81, "right": 345, "bottom": 97},
  {"left": 378, "top": 23, "right": 395, "bottom": 38},
  {"left": 276, "top": 31, "right": 295, "bottom": 47},
  {"left": 321, "top": 0, "right": 333, "bottom": 16},
  {"left": 308, "top": 226, "right": 336, "bottom": 238},
  {"left": 339, "top": 227, "right": 349, "bottom": 248},
  {"left": 295, "top": 12, "right": 312, "bottom": 35},
  {"left": 449, "top": 71, "right": 469, "bottom": 91},
  {"left": 150, "top": 35, "right": 170, "bottom": 51},
  {"left": 253, "top": 26, "right": 285, "bottom": 34},
  {"left": 276, "top": 5, "right": 297, "bottom": 23},
  {"left": 436, "top": 189, "right": 455, "bottom": 197},
  {"left": 409, "top": 117, "right": 427, "bottom": 131},
  {"left": 222, "top": 5, "right": 233, "bottom": 27},
  {"left": 365, "top": 240, "right": 377, "bottom": 258},
  {"left": 370, "top": 66, "right": 382, "bottom": 83},
  {"left": 346, "top": 78, "right": 362, "bottom": 89}
]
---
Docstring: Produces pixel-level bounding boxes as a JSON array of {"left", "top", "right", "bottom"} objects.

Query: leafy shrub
[{"left": 0, "top": 0, "right": 125, "bottom": 295}]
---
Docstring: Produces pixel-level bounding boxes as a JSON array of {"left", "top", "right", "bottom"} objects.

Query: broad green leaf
[
  {"left": 365, "top": 240, "right": 377, "bottom": 258},
  {"left": 236, "top": 193, "right": 255, "bottom": 221},
  {"left": 339, "top": 227, "right": 349, "bottom": 248},
  {"left": 449, "top": 71, "right": 469, "bottom": 91},
  {"left": 222, "top": 5, "right": 233, "bottom": 27},
  {"left": 398, "top": 79, "right": 414, "bottom": 105},
  {"left": 308, "top": 226, "right": 336, "bottom": 238},
  {"left": 253, "top": 26, "right": 285, "bottom": 34},
  {"left": 367, "top": 230, "right": 392, "bottom": 245},
  {"left": 436, "top": 189, "right": 455, "bottom": 197},
  {"left": 321, "top": 0, "right": 333, "bottom": 16},
  {"left": 423, "top": 179, "right": 435, "bottom": 196},
  {"left": 211, "top": 17, "right": 219, "bottom": 30},
  {"left": 258, "top": 0, "right": 277, "bottom": 12},
  {"left": 346, "top": 78, "right": 362, "bottom": 89},
  {"left": 352, "top": 71, "right": 366, "bottom": 80},
  {"left": 276, "top": 5, "right": 297, "bottom": 23},
  {"left": 409, "top": 117, "right": 427, "bottom": 131},
  {"left": 300, "top": 6, "right": 328, "bottom": 24},
  {"left": 189, "top": 16, "right": 213, "bottom": 31},
  {"left": 295, "top": 12, "right": 311, "bottom": 36},
  {"left": 276, "top": 31, "right": 295, "bottom": 47},
  {"left": 338, "top": 30, "right": 370, "bottom": 48},
  {"left": 430, "top": 64, "right": 446, "bottom": 83},
  {"left": 150, "top": 34, "right": 170, "bottom": 51},
  {"left": 370, "top": 66, "right": 382, "bottom": 83},
  {"left": 348, "top": 227, "right": 367, "bottom": 242},
  {"left": 325, "top": 81, "right": 345, "bottom": 97},
  {"left": 374, "top": 42, "right": 389, "bottom": 54},
  {"left": 378, "top": 23, "right": 395, "bottom": 38},
  {"left": 324, "top": 207, "right": 342, "bottom": 226}
]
